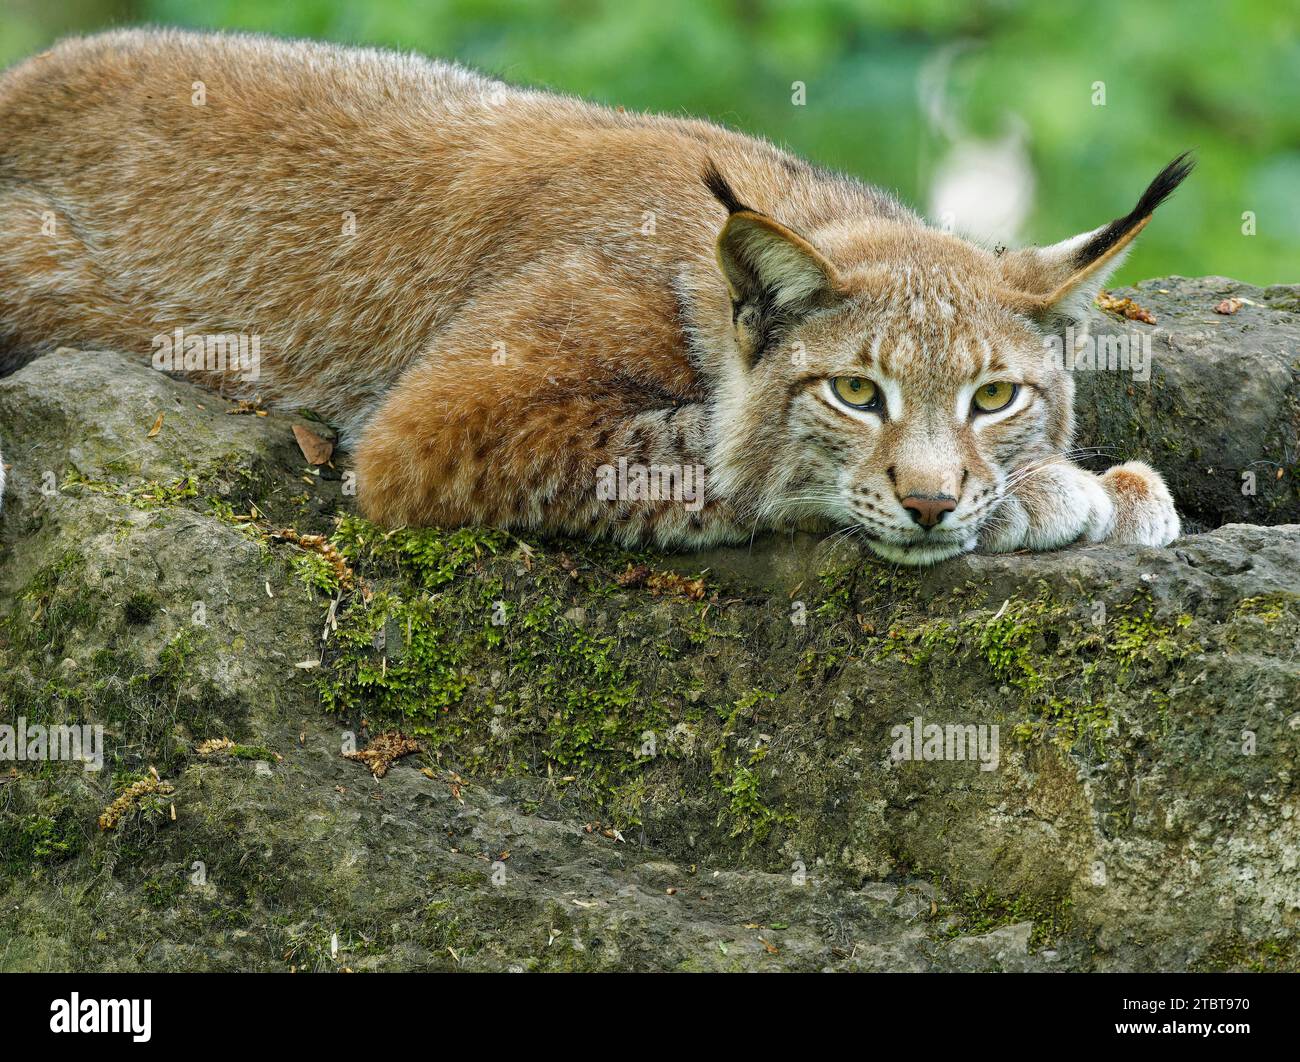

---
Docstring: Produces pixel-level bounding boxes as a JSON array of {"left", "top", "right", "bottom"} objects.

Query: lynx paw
[
  {"left": 980, "top": 461, "right": 1115, "bottom": 554},
  {"left": 980, "top": 460, "right": 1180, "bottom": 555},
  {"left": 1096, "top": 460, "right": 1180, "bottom": 547}
]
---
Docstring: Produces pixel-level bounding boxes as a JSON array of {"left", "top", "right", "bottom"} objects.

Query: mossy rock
[{"left": 0, "top": 293, "right": 1297, "bottom": 972}]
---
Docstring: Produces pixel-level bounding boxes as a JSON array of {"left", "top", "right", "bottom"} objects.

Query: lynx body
[{"left": 0, "top": 29, "right": 1187, "bottom": 562}]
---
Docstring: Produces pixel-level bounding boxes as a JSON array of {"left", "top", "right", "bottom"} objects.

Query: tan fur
[{"left": 0, "top": 29, "right": 1184, "bottom": 561}]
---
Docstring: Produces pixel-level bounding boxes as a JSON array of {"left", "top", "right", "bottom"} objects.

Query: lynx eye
[
  {"left": 972, "top": 381, "right": 1018, "bottom": 414},
  {"left": 831, "top": 376, "right": 880, "bottom": 411}
]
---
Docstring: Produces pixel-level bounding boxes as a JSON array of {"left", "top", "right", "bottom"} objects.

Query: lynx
[{"left": 0, "top": 29, "right": 1189, "bottom": 564}]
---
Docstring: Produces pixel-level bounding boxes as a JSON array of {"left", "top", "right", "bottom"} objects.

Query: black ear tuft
[
  {"left": 1132, "top": 150, "right": 1196, "bottom": 218},
  {"left": 1071, "top": 151, "right": 1194, "bottom": 268},
  {"left": 702, "top": 160, "right": 752, "bottom": 216}
]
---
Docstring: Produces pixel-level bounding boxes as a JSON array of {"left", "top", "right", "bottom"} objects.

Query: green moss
[
  {"left": 682, "top": 601, "right": 743, "bottom": 646},
  {"left": 874, "top": 614, "right": 962, "bottom": 669},
  {"left": 863, "top": 584, "right": 1204, "bottom": 752},
  {"left": 290, "top": 550, "right": 341, "bottom": 595},
  {"left": 813, "top": 562, "right": 855, "bottom": 619},
  {"left": 0, "top": 812, "right": 83, "bottom": 872},
  {"left": 226, "top": 744, "right": 281, "bottom": 764},
  {"left": 933, "top": 879, "right": 1075, "bottom": 953},
  {"left": 1191, "top": 936, "right": 1299, "bottom": 973},
  {"left": 717, "top": 749, "right": 786, "bottom": 842},
  {"left": 141, "top": 870, "right": 187, "bottom": 910},
  {"left": 63, "top": 468, "right": 199, "bottom": 510},
  {"left": 1108, "top": 610, "right": 1194, "bottom": 673},
  {"left": 315, "top": 520, "right": 799, "bottom": 840},
  {"left": 420, "top": 898, "right": 481, "bottom": 959},
  {"left": 976, "top": 606, "right": 1046, "bottom": 694},
  {"left": 1232, "top": 594, "right": 1291, "bottom": 623},
  {"left": 0, "top": 555, "right": 238, "bottom": 777},
  {"left": 2, "top": 550, "right": 99, "bottom": 659},
  {"left": 708, "top": 691, "right": 788, "bottom": 843},
  {"left": 320, "top": 523, "right": 657, "bottom": 814},
  {"left": 333, "top": 515, "right": 508, "bottom": 589},
  {"left": 123, "top": 591, "right": 160, "bottom": 626},
  {"left": 321, "top": 588, "right": 469, "bottom": 722}
]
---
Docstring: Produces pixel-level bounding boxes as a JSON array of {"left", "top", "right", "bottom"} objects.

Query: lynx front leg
[
  {"left": 980, "top": 458, "right": 1179, "bottom": 554},
  {"left": 354, "top": 354, "right": 742, "bottom": 548}
]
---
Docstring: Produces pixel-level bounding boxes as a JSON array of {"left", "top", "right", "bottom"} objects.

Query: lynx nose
[{"left": 901, "top": 494, "right": 957, "bottom": 528}]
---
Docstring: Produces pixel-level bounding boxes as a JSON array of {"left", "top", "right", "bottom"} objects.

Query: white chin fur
[{"left": 863, "top": 534, "right": 975, "bottom": 566}]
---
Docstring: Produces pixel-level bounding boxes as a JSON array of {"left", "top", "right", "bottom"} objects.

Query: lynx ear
[
  {"left": 705, "top": 162, "right": 843, "bottom": 362},
  {"left": 999, "top": 152, "right": 1194, "bottom": 328}
]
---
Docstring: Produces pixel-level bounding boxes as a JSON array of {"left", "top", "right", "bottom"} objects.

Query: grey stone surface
[{"left": 1074, "top": 275, "right": 1299, "bottom": 530}]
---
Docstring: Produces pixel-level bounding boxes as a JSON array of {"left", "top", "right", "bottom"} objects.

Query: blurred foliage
[{"left": 3, "top": 0, "right": 1297, "bottom": 283}]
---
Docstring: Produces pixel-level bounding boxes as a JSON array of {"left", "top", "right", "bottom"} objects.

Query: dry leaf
[
  {"left": 1096, "top": 291, "right": 1156, "bottom": 325},
  {"left": 98, "top": 773, "right": 174, "bottom": 830},
  {"left": 293, "top": 424, "right": 334, "bottom": 465},
  {"left": 343, "top": 731, "right": 420, "bottom": 778},
  {"left": 515, "top": 541, "right": 536, "bottom": 571},
  {"left": 617, "top": 563, "right": 706, "bottom": 600},
  {"left": 616, "top": 563, "right": 651, "bottom": 588},
  {"left": 645, "top": 570, "right": 707, "bottom": 600},
  {"left": 1214, "top": 297, "right": 1244, "bottom": 315},
  {"left": 270, "top": 527, "right": 356, "bottom": 590},
  {"left": 147, "top": 412, "right": 164, "bottom": 438}
]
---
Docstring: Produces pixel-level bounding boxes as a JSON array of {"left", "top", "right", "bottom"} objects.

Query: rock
[
  {"left": 0, "top": 284, "right": 1297, "bottom": 972},
  {"left": 1074, "top": 276, "right": 1300, "bottom": 530},
  {"left": 941, "top": 921, "right": 1037, "bottom": 972}
]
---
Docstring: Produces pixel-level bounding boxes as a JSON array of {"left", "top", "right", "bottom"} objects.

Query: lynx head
[{"left": 705, "top": 155, "right": 1192, "bottom": 564}]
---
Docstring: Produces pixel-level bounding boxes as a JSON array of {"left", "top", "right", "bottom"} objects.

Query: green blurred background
[{"left": 4, "top": 0, "right": 1297, "bottom": 284}]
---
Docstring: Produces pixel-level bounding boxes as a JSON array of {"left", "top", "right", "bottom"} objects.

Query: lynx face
[
  {"left": 714, "top": 260, "right": 1072, "bottom": 564},
  {"left": 703, "top": 156, "right": 1191, "bottom": 564},
  {"left": 770, "top": 278, "right": 1070, "bottom": 565}
]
